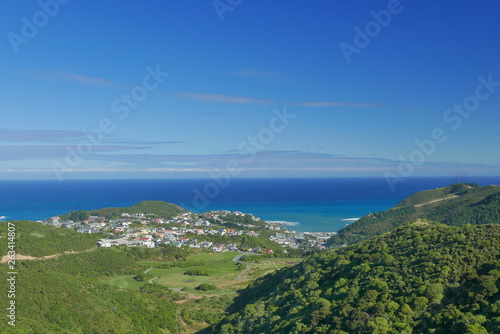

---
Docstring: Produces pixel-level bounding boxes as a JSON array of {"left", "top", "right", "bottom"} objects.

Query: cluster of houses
[
  {"left": 43, "top": 210, "right": 334, "bottom": 252},
  {"left": 268, "top": 231, "right": 334, "bottom": 249},
  {"left": 92, "top": 225, "right": 262, "bottom": 250},
  {"left": 47, "top": 212, "right": 212, "bottom": 233}
]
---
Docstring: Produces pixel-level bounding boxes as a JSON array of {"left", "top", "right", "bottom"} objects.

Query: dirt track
[
  {"left": 0, "top": 247, "right": 96, "bottom": 263},
  {"left": 413, "top": 195, "right": 459, "bottom": 207}
]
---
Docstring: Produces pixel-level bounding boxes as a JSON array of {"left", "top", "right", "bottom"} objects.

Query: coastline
[{"left": 2, "top": 177, "right": 500, "bottom": 232}]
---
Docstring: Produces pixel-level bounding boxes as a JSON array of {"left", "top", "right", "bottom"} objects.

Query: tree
[
  {"left": 368, "top": 317, "right": 391, "bottom": 334},
  {"left": 69, "top": 210, "right": 89, "bottom": 222},
  {"left": 134, "top": 273, "right": 146, "bottom": 281},
  {"left": 197, "top": 283, "right": 217, "bottom": 291}
]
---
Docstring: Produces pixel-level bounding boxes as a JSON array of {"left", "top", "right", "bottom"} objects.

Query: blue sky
[{"left": 1, "top": 0, "right": 500, "bottom": 180}]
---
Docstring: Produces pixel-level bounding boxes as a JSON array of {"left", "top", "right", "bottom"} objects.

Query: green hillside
[
  {"left": 68, "top": 200, "right": 188, "bottom": 220},
  {"left": 394, "top": 183, "right": 478, "bottom": 207},
  {"left": 0, "top": 220, "right": 102, "bottom": 257},
  {"left": 0, "top": 221, "right": 284, "bottom": 333},
  {"left": 209, "top": 223, "right": 500, "bottom": 333},
  {"left": 328, "top": 183, "right": 500, "bottom": 246},
  {"left": 0, "top": 247, "right": 178, "bottom": 333}
]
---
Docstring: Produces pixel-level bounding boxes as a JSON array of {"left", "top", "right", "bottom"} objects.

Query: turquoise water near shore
[
  {"left": 194, "top": 199, "right": 393, "bottom": 232},
  {"left": 1, "top": 177, "right": 499, "bottom": 232}
]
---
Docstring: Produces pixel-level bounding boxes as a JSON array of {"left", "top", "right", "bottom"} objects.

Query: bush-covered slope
[
  {"left": 0, "top": 247, "right": 178, "bottom": 333},
  {"left": 328, "top": 183, "right": 500, "bottom": 246},
  {"left": 210, "top": 223, "right": 500, "bottom": 334},
  {"left": 0, "top": 221, "right": 102, "bottom": 257}
]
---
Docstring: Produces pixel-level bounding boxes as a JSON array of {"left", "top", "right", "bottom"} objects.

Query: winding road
[{"left": 232, "top": 251, "right": 261, "bottom": 280}]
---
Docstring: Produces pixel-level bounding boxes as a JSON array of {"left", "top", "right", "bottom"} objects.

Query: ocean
[{"left": 1, "top": 177, "right": 499, "bottom": 232}]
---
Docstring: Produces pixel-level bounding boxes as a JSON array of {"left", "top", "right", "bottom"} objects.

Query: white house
[
  {"left": 199, "top": 241, "right": 213, "bottom": 248},
  {"left": 97, "top": 240, "right": 114, "bottom": 247},
  {"left": 140, "top": 240, "right": 155, "bottom": 248},
  {"left": 212, "top": 244, "right": 224, "bottom": 252},
  {"left": 77, "top": 228, "right": 93, "bottom": 234}
]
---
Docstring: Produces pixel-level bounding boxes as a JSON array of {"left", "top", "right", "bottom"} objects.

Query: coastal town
[{"left": 39, "top": 208, "right": 337, "bottom": 253}]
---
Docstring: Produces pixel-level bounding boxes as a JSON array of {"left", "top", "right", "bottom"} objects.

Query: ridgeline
[{"left": 327, "top": 183, "right": 500, "bottom": 246}]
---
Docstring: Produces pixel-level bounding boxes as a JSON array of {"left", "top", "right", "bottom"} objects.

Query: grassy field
[
  {"left": 101, "top": 251, "right": 302, "bottom": 295},
  {"left": 100, "top": 274, "right": 145, "bottom": 290},
  {"left": 98, "top": 251, "right": 302, "bottom": 333},
  {"left": 144, "top": 251, "right": 240, "bottom": 293},
  {"left": 245, "top": 258, "right": 301, "bottom": 279}
]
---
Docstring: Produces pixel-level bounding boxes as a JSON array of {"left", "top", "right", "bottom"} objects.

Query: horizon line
[{"left": 1, "top": 176, "right": 499, "bottom": 182}]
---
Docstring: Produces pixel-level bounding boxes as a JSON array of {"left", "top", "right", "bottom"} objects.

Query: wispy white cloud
[
  {"left": 176, "top": 92, "right": 379, "bottom": 108},
  {"left": 0, "top": 129, "right": 184, "bottom": 146},
  {"left": 3, "top": 142, "right": 498, "bottom": 177},
  {"left": 176, "top": 92, "right": 274, "bottom": 105},
  {"left": 57, "top": 73, "right": 117, "bottom": 86},
  {"left": 294, "top": 101, "right": 379, "bottom": 108},
  {"left": 230, "top": 69, "right": 280, "bottom": 78},
  {"left": 0, "top": 144, "right": 150, "bottom": 161},
  {"left": 34, "top": 70, "right": 378, "bottom": 109},
  {"left": 27, "top": 71, "right": 124, "bottom": 87},
  {"left": 0, "top": 129, "right": 81, "bottom": 142},
  {"left": 1, "top": 149, "right": 500, "bottom": 178},
  {"left": 60, "top": 150, "right": 466, "bottom": 173},
  {"left": 197, "top": 112, "right": 230, "bottom": 116},
  {"left": 81, "top": 150, "right": 500, "bottom": 177},
  {"left": 116, "top": 140, "right": 184, "bottom": 145}
]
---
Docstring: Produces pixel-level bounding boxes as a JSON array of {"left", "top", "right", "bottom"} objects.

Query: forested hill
[
  {"left": 209, "top": 223, "right": 500, "bottom": 334},
  {"left": 62, "top": 200, "right": 188, "bottom": 220},
  {"left": 328, "top": 183, "right": 500, "bottom": 246}
]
